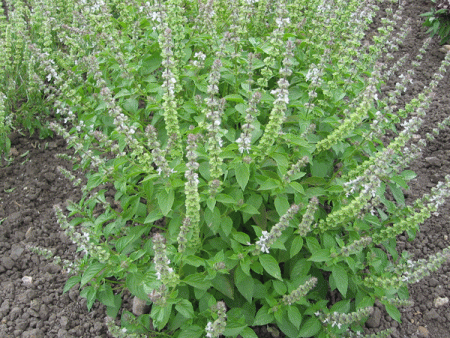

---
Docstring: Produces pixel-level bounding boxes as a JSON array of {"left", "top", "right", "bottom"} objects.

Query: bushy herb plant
[
  {"left": 4, "top": 0, "right": 450, "bottom": 337},
  {"left": 421, "top": 0, "right": 450, "bottom": 44}
]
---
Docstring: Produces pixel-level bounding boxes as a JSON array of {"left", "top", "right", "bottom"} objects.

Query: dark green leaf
[
  {"left": 98, "top": 284, "right": 116, "bottom": 307},
  {"left": 332, "top": 265, "right": 348, "bottom": 297},
  {"left": 290, "top": 237, "right": 303, "bottom": 258},
  {"left": 253, "top": 305, "right": 274, "bottom": 326},
  {"left": 259, "top": 178, "right": 281, "bottom": 191},
  {"left": 175, "top": 299, "right": 195, "bottom": 319},
  {"left": 157, "top": 188, "right": 174, "bottom": 216},
  {"left": 235, "top": 266, "right": 254, "bottom": 303},
  {"left": 388, "top": 182, "right": 405, "bottom": 206},
  {"left": 274, "top": 195, "right": 290, "bottom": 217},
  {"left": 151, "top": 304, "right": 172, "bottom": 330},
  {"left": 80, "top": 285, "right": 97, "bottom": 311},
  {"left": 259, "top": 254, "right": 282, "bottom": 280},
  {"left": 298, "top": 316, "right": 321, "bottom": 337},
  {"left": 126, "top": 273, "right": 149, "bottom": 300},
  {"left": 385, "top": 304, "right": 401, "bottom": 323},
  {"left": 81, "top": 262, "right": 107, "bottom": 287},
  {"left": 178, "top": 325, "right": 203, "bottom": 338},
  {"left": 308, "top": 249, "right": 331, "bottom": 262},
  {"left": 123, "top": 98, "right": 139, "bottom": 113},
  {"left": 235, "top": 162, "right": 250, "bottom": 190},
  {"left": 63, "top": 275, "right": 81, "bottom": 293},
  {"left": 288, "top": 306, "right": 302, "bottom": 329},
  {"left": 212, "top": 274, "right": 234, "bottom": 299},
  {"left": 183, "top": 273, "right": 211, "bottom": 290},
  {"left": 240, "top": 327, "right": 258, "bottom": 338}
]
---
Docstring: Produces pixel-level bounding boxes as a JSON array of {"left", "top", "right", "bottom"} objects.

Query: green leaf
[
  {"left": 175, "top": 299, "right": 195, "bottom": 319},
  {"left": 235, "top": 162, "right": 250, "bottom": 190},
  {"left": 298, "top": 316, "right": 321, "bottom": 337},
  {"left": 126, "top": 273, "right": 149, "bottom": 300},
  {"left": 123, "top": 98, "right": 139, "bottom": 113},
  {"left": 233, "top": 231, "right": 251, "bottom": 245},
  {"left": 106, "top": 294, "right": 122, "bottom": 319},
  {"left": 178, "top": 325, "right": 203, "bottom": 338},
  {"left": 151, "top": 304, "right": 172, "bottom": 330},
  {"left": 288, "top": 306, "right": 302, "bottom": 329},
  {"left": 332, "top": 265, "right": 348, "bottom": 297},
  {"left": 63, "top": 275, "right": 81, "bottom": 293},
  {"left": 253, "top": 305, "right": 274, "bottom": 326},
  {"left": 81, "top": 262, "right": 107, "bottom": 287},
  {"left": 289, "top": 181, "right": 304, "bottom": 194},
  {"left": 225, "top": 94, "right": 245, "bottom": 103},
  {"left": 216, "top": 193, "right": 236, "bottom": 204},
  {"left": 80, "top": 285, "right": 97, "bottom": 311},
  {"left": 258, "top": 178, "right": 281, "bottom": 191},
  {"left": 212, "top": 274, "right": 234, "bottom": 299},
  {"left": 401, "top": 170, "right": 417, "bottom": 181},
  {"left": 308, "top": 249, "right": 332, "bottom": 262},
  {"left": 259, "top": 254, "right": 282, "bottom": 280},
  {"left": 157, "top": 188, "right": 174, "bottom": 216},
  {"left": 114, "top": 88, "right": 131, "bottom": 98},
  {"left": 235, "top": 266, "right": 254, "bottom": 303},
  {"left": 290, "top": 236, "right": 303, "bottom": 258},
  {"left": 274, "top": 195, "right": 290, "bottom": 217},
  {"left": 86, "top": 173, "right": 103, "bottom": 190},
  {"left": 98, "top": 284, "right": 116, "bottom": 308},
  {"left": 144, "top": 209, "right": 164, "bottom": 224},
  {"left": 240, "top": 327, "right": 258, "bottom": 338},
  {"left": 183, "top": 273, "right": 211, "bottom": 290},
  {"left": 141, "top": 54, "right": 162, "bottom": 75},
  {"left": 385, "top": 304, "right": 402, "bottom": 323},
  {"left": 388, "top": 182, "right": 405, "bottom": 206},
  {"left": 116, "top": 233, "right": 138, "bottom": 253}
]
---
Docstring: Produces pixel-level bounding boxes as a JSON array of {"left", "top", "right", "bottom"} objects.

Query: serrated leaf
[
  {"left": 80, "top": 285, "right": 97, "bottom": 311},
  {"left": 106, "top": 294, "right": 122, "bottom": 319},
  {"left": 126, "top": 272, "right": 149, "bottom": 300},
  {"left": 288, "top": 306, "right": 302, "bottom": 329},
  {"left": 157, "top": 189, "right": 174, "bottom": 216},
  {"left": 63, "top": 275, "right": 81, "bottom": 293},
  {"left": 178, "top": 325, "right": 203, "bottom": 338},
  {"left": 400, "top": 170, "right": 417, "bottom": 181},
  {"left": 81, "top": 262, "right": 107, "bottom": 287},
  {"left": 385, "top": 304, "right": 402, "bottom": 323},
  {"left": 183, "top": 273, "right": 211, "bottom": 290},
  {"left": 98, "top": 284, "right": 116, "bottom": 308},
  {"left": 240, "top": 327, "right": 258, "bottom": 338},
  {"left": 388, "top": 182, "right": 405, "bottom": 206},
  {"left": 259, "top": 254, "right": 282, "bottom": 280},
  {"left": 332, "top": 265, "right": 348, "bottom": 297},
  {"left": 235, "top": 266, "right": 254, "bottom": 303},
  {"left": 298, "top": 316, "right": 321, "bottom": 337},
  {"left": 274, "top": 195, "right": 290, "bottom": 217},
  {"left": 151, "top": 304, "right": 172, "bottom": 330},
  {"left": 253, "top": 305, "right": 274, "bottom": 326},
  {"left": 144, "top": 209, "right": 164, "bottom": 224},
  {"left": 235, "top": 162, "right": 250, "bottom": 190},
  {"left": 175, "top": 299, "right": 194, "bottom": 319},
  {"left": 290, "top": 236, "right": 303, "bottom": 258},
  {"left": 308, "top": 249, "right": 331, "bottom": 262},
  {"left": 258, "top": 178, "right": 281, "bottom": 191},
  {"left": 123, "top": 98, "right": 139, "bottom": 113},
  {"left": 212, "top": 274, "right": 234, "bottom": 299}
]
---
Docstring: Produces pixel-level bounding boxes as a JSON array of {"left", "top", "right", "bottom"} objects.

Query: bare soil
[{"left": 1, "top": 1, "right": 450, "bottom": 337}]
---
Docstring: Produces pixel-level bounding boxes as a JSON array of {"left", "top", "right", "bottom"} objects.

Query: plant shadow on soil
[{"left": 2, "top": 1, "right": 450, "bottom": 337}]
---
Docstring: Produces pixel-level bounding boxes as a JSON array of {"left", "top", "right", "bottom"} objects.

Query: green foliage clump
[
  {"left": 3, "top": 0, "right": 450, "bottom": 337},
  {"left": 421, "top": 0, "right": 450, "bottom": 44}
]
